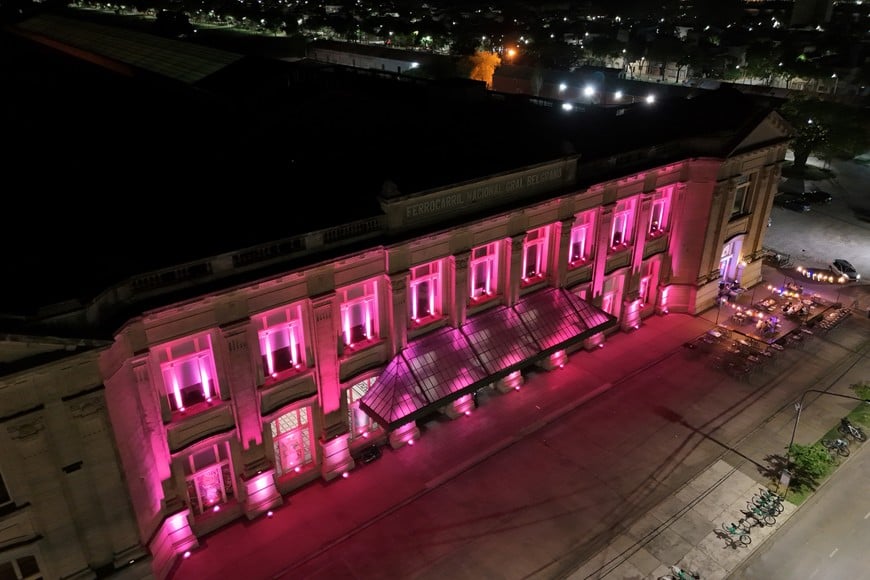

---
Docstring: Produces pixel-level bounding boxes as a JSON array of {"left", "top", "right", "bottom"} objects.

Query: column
[
  {"left": 591, "top": 205, "right": 614, "bottom": 300},
  {"left": 452, "top": 251, "right": 470, "bottom": 326},
  {"left": 68, "top": 398, "right": 144, "bottom": 567},
  {"left": 219, "top": 320, "right": 261, "bottom": 452},
  {"left": 311, "top": 294, "right": 340, "bottom": 415},
  {"left": 131, "top": 355, "right": 172, "bottom": 484},
  {"left": 310, "top": 293, "right": 355, "bottom": 481},
  {"left": 554, "top": 217, "right": 574, "bottom": 289},
  {"left": 505, "top": 234, "right": 524, "bottom": 307},
  {"left": 387, "top": 272, "right": 408, "bottom": 355}
]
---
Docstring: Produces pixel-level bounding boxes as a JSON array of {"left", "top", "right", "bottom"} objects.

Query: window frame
[
  {"left": 569, "top": 212, "right": 595, "bottom": 266},
  {"left": 731, "top": 182, "right": 750, "bottom": 216},
  {"left": 158, "top": 335, "right": 221, "bottom": 414},
  {"left": 0, "top": 471, "right": 11, "bottom": 510},
  {"left": 469, "top": 242, "right": 500, "bottom": 303},
  {"left": 339, "top": 280, "right": 380, "bottom": 348},
  {"left": 184, "top": 441, "right": 235, "bottom": 517},
  {"left": 346, "top": 376, "right": 379, "bottom": 441},
  {"left": 270, "top": 406, "right": 316, "bottom": 477},
  {"left": 610, "top": 201, "right": 634, "bottom": 252},
  {"left": 521, "top": 226, "right": 550, "bottom": 284},
  {"left": 256, "top": 304, "right": 305, "bottom": 381},
  {"left": 409, "top": 260, "right": 443, "bottom": 326}
]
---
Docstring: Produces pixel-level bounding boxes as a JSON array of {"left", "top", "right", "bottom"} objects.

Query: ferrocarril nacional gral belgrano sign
[{"left": 393, "top": 159, "right": 577, "bottom": 228}]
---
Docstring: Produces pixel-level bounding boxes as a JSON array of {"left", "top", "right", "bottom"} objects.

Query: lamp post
[
  {"left": 782, "top": 389, "right": 870, "bottom": 497},
  {"left": 831, "top": 73, "right": 838, "bottom": 96}
]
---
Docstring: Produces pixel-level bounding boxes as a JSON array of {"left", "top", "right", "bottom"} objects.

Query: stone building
[{"left": 2, "top": 13, "right": 791, "bottom": 580}]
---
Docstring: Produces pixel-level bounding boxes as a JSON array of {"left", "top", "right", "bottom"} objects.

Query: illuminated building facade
[{"left": 1, "top": 16, "right": 792, "bottom": 579}]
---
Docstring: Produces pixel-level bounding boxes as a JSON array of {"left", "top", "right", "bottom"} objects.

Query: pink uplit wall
[{"left": 149, "top": 510, "right": 198, "bottom": 580}]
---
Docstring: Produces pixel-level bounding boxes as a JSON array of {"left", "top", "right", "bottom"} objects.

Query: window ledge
[
  {"left": 262, "top": 365, "right": 306, "bottom": 388},
  {"left": 468, "top": 292, "right": 499, "bottom": 306},
  {"left": 521, "top": 274, "right": 547, "bottom": 288},
  {"left": 170, "top": 398, "right": 225, "bottom": 420},
  {"left": 568, "top": 258, "right": 591, "bottom": 269},
  {"left": 607, "top": 243, "right": 632, "bottom": 255},
  {"left": 342, "top": 337, "right": 384, "bottom": 356}
]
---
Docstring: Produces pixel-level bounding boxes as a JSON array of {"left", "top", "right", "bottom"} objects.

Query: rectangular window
[
  {"left": 639, "top": 276, "right": 651, "bottom": 306},
  {"left": 257, "top": 305, "right": 304, "bottom": 380},
  {"left": 469, "top": 242, "right": 499, "bottom": 300},
  {"left": 340, "top": 280, "right": 379, "bottom": 347},
  {"left": 602, "top": 292, "right": 615, "bottom": 314},
  {"left": 610, "top": 199, "right": 636, "bottom": 248},
  {"left": 649, "top": 186, "right": 674, "bottom": 235},
  {"left": 0, "top": 555, "right": 41, "bottom": 580},
  {"left": 611, "top": 201, "right": 634, "bottom": 248},
  {"left": 347, "top": 377, "right": 379, "bottom": 440},
  {"left": 184, "top": 442, "right": 235, "bottom": 517},
  {"left": 569, "top": 212, "right": 594, "bottom": 265},
  {"left": 732, "top": 183, "right": 749, "bottom": 216},
  {"left": 409, "top": 261, "right": 442, "bottom": 323},
  {"left": 522, "top": 226, "right": 549, "bottom": 282},
  {"left": 159, "top": 336, "right": 220, "bottom": 413},
  {"left": 270, "top": 407, "right": 315, "bottom": 477},
  {"left": 0, "top": 472, "right": 10, "bottom": 508}
]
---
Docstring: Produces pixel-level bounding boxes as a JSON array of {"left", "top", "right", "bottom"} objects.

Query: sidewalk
[{"left": 173, "top": 278, "right": 869, "bottom": 580}]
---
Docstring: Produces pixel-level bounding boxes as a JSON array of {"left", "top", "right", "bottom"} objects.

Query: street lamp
[
  {"left": 782, "top": 389, "right": 870, "bottom": 497},
  {"left": 831, "top": 73, "right": 838, "bottom": 95}
]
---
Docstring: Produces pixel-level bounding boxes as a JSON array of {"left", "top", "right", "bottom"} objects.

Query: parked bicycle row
[{"left": 717, "top": 488, "right": 786, "bottom": 549}]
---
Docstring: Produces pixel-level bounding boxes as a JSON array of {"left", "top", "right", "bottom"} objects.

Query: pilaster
[
  {"left": 220, "top": 319, "right": 261, "bottom": 450},
  {"left": 506, "top": 234, "right": 524, "bottom": 307},
  {"left": 452, "top": 251, "right": 470, "bottom": 326},
  {"left": 387, "top": 273, "right": 408, "bottom": 355},
  {"left": 555, "top": 217, "right": 573, "bottom": 288},
  {"left": 319, "top": 433, "right": 355, "bottom": 481},
  {"left": 311, "top": 293, "right": 340, "bottom": 414}
]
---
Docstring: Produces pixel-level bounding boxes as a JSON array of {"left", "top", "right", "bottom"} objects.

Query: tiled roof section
[{"left": 15, "top": 13, "right": 243, "bottom": 84}]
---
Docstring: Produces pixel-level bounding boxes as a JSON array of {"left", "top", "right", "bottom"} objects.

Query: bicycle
[
  {"left": 757, "top": 489, "right": 783, "bottom": 503},
  {"left": 659, "top": 564, "right": 700, "bottom": 580},
  {"left": 744, "top": 503, "right": 776, "bottom": 526},
  {"left": 838, "top": 417, "right": 867, "bottom": 442},
  {"left": 752, "top": 494, "right": 784, "bottom": 515},
  {"left": 822, "top": 438, "right": 850, "bottom": 457},
  {"left": 720, "top": 521, "right": 751, "bottom": 545}
]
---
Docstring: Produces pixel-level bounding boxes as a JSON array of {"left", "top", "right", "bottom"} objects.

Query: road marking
[
  {"left": 864, "top": 511, "right": 870, "bottom": 520},
  {"left": 809, "top": 568, "right": 819, "bottom": 579},
  {"left": 829, "top": 548, "right": 838, "bottom": 558}
]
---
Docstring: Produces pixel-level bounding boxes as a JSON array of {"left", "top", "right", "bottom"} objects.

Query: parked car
[
  {"left": 801, "top": 189, "right": 833, "bottom": 204},
  {"left": 781, "top": 198, "right": 811, "bottom": 213},
  {"left": 831, "top": 259, "right": 860, "bottom": 281}
]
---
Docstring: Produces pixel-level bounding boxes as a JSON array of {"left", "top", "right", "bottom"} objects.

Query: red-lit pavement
[{"left": 171, "top": 274, "right": 869, "bottom": 580}]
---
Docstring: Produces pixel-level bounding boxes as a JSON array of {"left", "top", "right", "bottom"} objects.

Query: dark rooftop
[{"left": 2, "top": 11, "right": 782, "bottom": 317}]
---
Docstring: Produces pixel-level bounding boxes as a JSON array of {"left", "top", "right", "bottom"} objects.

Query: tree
[
  {"left": 851, "top": 381, "right": 870, "bottom": 402},
  {"left": 466, "top": 51, "right": 501, "bottom": 88},
  {"left": 779, "top": 96, "right": 870, "bottom": 168},
  {"left": 787, "top": 442, "right": 834, "bottom": 492}
]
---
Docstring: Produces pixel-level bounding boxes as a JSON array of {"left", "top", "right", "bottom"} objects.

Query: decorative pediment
[{"left": 731, "top": 111, "right": 793, "bottom": 154}]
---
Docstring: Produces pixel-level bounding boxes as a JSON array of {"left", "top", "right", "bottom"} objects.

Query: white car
[{"left": 831, "top": 259, "right": 860, "bottom": 281}]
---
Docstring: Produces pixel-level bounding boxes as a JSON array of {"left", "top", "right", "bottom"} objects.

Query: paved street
[{"left": 729, "top": 442, "right": 870, "bottom": 579}]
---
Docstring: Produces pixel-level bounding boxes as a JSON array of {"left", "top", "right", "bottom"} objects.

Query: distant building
[
  {"left": 790, "top": 0, "right": 834, "bottom": 26},
  {"left": 2, "top": 12, "right": 792, "bottom": 580}
]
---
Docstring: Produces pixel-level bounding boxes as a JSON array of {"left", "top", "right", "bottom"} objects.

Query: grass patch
[{"left": 771, "top": 404, "right": 868, "bottom": 506}]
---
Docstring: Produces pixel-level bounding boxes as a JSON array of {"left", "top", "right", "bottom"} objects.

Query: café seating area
[{"left": 687, "top": 281, "right": 852, "bottom": 382}]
